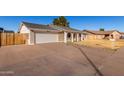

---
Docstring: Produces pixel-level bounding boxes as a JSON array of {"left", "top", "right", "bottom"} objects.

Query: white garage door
[{"left": 35, "top": 33, "right": 58, "bottom": 43}]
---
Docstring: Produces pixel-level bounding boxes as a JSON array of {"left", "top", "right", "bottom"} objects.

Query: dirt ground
[{"left": 0, "top": 43, "right": 123, "bottom": 76}]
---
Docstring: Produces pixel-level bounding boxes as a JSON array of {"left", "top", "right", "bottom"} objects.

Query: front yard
[{"left": 75, "top": 39, "right": 124, "bottom": 49}]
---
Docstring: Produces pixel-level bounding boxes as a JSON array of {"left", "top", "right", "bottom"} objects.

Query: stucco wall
[
  {"left": 96, "top": 35, "right": 105, "bottom": 39},
  {"left": 85, "top": 34, "right": 105, "bottom": 40},
  {"left": 111, "top": 31, "right": 121, "bottom": 40},
  {"left": 19, "top": 25, "right": 30, "bottom": 33},
  {"left": 19, "top": 25, "right": 31, "bottom": 45},
  {"left": 30, "top": 31, "right": 35, "bottom": 44},
  {"left": 58, "top": 33, "right": 64, "bottom": 42}
]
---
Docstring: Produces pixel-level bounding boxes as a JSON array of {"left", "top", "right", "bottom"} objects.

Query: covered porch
[{"left": 64, "top": 32, "right": 84, "bottom": 43}]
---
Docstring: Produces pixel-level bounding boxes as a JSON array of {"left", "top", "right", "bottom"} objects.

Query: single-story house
[
  {"left": 120, "top": 32, "right": 124, "bottom": 39},
  {"left": 82, "top": 30, "right": 122, "bottom": 40},
  {"left": 0, "top": 27, "right": 14, "bottom": 33},
  {"left": 19, "top": 22, "right": 84, "bottom": 45}
]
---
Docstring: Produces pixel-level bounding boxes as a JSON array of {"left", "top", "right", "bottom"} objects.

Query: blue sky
[{"left": 1, "top": 16, "right": 124, "bottom": 32}]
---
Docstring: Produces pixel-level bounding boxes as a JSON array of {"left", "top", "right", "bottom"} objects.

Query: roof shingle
[
  {"left": 22, "top": 22, "right": 81, "bottom": 33},
  {"left": 83, "top": 30, "right": 119, "bottom": 35}
]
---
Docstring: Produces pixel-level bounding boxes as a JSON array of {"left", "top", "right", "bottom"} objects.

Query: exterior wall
[
  {"left": 121, "top": 34, "right": 124, "bottom": 39},
  {"left": 85, "top": 34, "right": 105, "bottom": 40},
  {"left": 19, "top": 25, "right": 30, "bottom": 33},
  {"left": 87, "top": 35, "right": 95, "bottom": 39},
  {"left": 96, "top": 35, "right": 105, "bottom": 39},
  {"left": 84, "top": 32, "right": 106, "bottom": 40},
  {"left": 19, "top": 24, "right": 30, "bottom": 45},
  {"left": 111, "top": 31, "right": 121, "bottom": 40},
  {"left": 85, "top": 31, "right": 121, "bottom": 40},
  {"left": 86, "top": 34, "right": 97, "bottom": 40},
  {"left": 58, "top": 33, "right": 64, "bottom": 42},
  {"left": 30, "top": 31, "right": 35, "bottom": 44},
  {"left": 85, "top": 33, "right": 95, "bottom": 40}
]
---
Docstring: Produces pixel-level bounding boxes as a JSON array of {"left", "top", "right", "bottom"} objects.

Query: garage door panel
[{"left": 36, "top": 33, "right": 58, "bottom": 43}]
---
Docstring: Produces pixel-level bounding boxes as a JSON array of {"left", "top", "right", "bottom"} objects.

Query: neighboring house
[
  {"left": 0, "top": 27, "right": 14, "bottom": 33},
  {"left": 82, "top": 30, "right": 121, "bottom": 40},
  {"left": 19, "top": 22, "right": 84, "bottom": 45},
  {"left": 0, "top": 27, "right": 3, "bottom": 31},
  {"left": 120, "top": 32, "right": 124, "bottom": 39}
]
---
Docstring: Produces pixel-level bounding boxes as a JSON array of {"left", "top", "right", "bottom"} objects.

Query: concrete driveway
[
  {"left": 0, "top": 43, "right": 98, "bottom": 76},
  {"left": 0, "top": 43, "right": 120, "bottom": 76},
  {"left": 100, "top": 47, "right": 124, "bottom": 75}
]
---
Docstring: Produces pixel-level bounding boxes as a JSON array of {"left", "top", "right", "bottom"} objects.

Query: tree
[
  {"left": 53, "top": 16, "right": 69, "bottom": 27},
  {"left": 53, "top": 18, "right": 59, "bottom": 25},
  {"left": 99, "top": 28, "right": 104, "bottom": 31}
]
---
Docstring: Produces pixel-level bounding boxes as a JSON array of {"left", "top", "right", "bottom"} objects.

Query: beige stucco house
[
  {"left": 19, "top": 22, "right": 84, "bottom": 45},
  {"left": 120, "top": 32, "right": 124, "bottom": 39},
  {"left": 82, "top": 30, "right": 122, "bottom": 40}
]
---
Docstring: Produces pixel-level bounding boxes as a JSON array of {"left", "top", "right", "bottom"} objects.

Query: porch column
[
  {"left": 81, "top": 34, "right": 84, "bottom": 41},
  {"left": 64, "top": 32, "right": 67, "bottom": 43},
  {"left": 71, "top": 33, "right": 74, "bottom": 42},
  {"left": 76, "top": 33, "right": 79, "bottom": 42}
]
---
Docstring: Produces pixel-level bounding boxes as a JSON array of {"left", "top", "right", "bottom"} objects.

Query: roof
[
  {"left": 22, "top": 22, "right": 56, "bottom": 31},
  {"left": 0, "top": 27, "right": 3, "bottom": 31},
  {"left": 4, "top": 30, "right": 14, "bottom": 33},
  {"left": 120, "top": 32, "right": 124, "bottom": 34},
  {"left": 48, "top": 24, "right": 81, "bottom": 32},
  {"left": 0, "top": 27, "right": 14, "bottom": 33},
  {"left": 22, "top": 22, "right": 81, "bottom": 33},
  {"left": 83, "top": 30, "right": 119, "bottom": 35}
]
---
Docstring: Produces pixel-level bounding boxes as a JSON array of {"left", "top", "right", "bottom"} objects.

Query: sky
[{"left": 1, "top": 16, "right": 124, "bottom": 32}]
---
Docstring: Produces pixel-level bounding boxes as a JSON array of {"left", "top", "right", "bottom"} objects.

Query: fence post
[
  {"left": 6, "top": 33, "right": 7, "bottom": 46},
  {"left": 13, "top": 33, "right": 15, "bottom": 45}
]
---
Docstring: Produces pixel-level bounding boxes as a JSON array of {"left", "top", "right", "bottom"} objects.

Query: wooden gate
[{"left": 0, "top": 33, "right": 28, "bottom": 46}]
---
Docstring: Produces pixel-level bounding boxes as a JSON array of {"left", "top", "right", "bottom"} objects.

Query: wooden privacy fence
[{"left": 0, "top": 33, "right": 28, "bottom": 46}]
